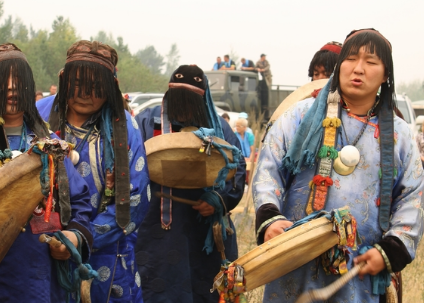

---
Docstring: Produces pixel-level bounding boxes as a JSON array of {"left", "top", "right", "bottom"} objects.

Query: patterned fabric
[
  {"left": 0, "top": 125, "right": 92, "bottom": 303},
  {"left": 416, "top": 131, "right": 424, "bottom": 158},
  {"left": 252, "top": 97, "right": 424, "bottom": 303},
  {"left": 37, "top": 99, "right": 150, "bottom": 303}
]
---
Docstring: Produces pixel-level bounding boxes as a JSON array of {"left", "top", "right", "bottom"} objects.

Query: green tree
[
  {"left": 135, "top": 45, "right": 165, "bottom": 74},
  {"left": 165, "top": 43, "right": 180, "bottom": 77},
  {"left": 397, "top": 79, "right": 424, "bottom": 101}
]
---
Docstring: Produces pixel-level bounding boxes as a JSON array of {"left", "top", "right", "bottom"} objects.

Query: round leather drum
[
  {"left": 235, "top": 216, "right": 338, "bottom": 291},
  {"left": 0, "top": 152, "right": 43, "bottom": 263},
  {"left": 145, "top": 132, "right": 236, "bottom": 189}
]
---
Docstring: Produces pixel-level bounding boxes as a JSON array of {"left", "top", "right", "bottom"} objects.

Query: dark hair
[
  {"left": 221, "top": 113, "right": 230, "bottom": 120},
  {"left": 331, "top": 30, "right": 395, "bottom": 114},
  {"left": 35, "top": 90, "right": 43, "bottom": 97},
  {"left": 0, "top": 58, "right": 49, "bottom": 137},
  {"left": 308, "top": 50, "right": 339, "bottom": 78},
  {"left": 224, "top": 55, "right": 229, "bottom": 59},
  {"left": 50, "top": 60, "right": 124, "bottom": 134}
]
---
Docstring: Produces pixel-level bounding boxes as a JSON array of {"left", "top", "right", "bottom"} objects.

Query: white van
[{"left": 396, "top": 93, "right": 417, "bottom": 138}]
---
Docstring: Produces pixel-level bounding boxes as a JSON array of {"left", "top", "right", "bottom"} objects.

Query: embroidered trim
[{"left": 256, "top": 215, "right": 287, "bottom": 240}]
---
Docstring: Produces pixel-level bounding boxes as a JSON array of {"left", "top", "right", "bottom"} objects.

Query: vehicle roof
[{"left": 205, "top": 70, "right": 258, "bottom": 77}]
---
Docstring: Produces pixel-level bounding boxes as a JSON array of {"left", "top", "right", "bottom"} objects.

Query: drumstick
[
  {"left": 38, "top": 234, "right": 62, "bottom": 248},
  {"left": 295, "top": 261, "right": 366, "bottom": 303},
  {"left": 154, "top": 192, "right": 201, "bottom": 206},
  {"left": 213, "top": 222, "right": 226, "bottom": 261}
]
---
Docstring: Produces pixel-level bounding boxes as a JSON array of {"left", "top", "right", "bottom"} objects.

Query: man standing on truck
[
  {"left": 240, "top": 58, "right": 256, "bottom": 73},
  {"left": 220, "top": 54, "right": 236, "bottom": 70},
  {"left": 256, "top": 54, "right": 272, "bottom": 88},
  {"left": 212, "top": 56, "right": 224, "bottom": 70}
]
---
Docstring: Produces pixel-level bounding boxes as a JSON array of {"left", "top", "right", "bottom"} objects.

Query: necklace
[
  {"left": 68, "top": 124, "right": 95, "bottom": 165},
  {"left": 333, "top": 101, "right": 378, "bottom": 176}
]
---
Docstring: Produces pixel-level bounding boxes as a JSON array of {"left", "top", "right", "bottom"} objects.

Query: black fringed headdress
[
  {"left": 48, "top": 40, "right": 131, "bottom": 230},
  {"left": 0, "top": 43, "right": 49, "bottom": 151}
]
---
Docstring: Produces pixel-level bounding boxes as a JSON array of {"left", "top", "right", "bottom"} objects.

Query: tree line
[{"left": 0, "top": 2, "right": 178, "bottom": 93}]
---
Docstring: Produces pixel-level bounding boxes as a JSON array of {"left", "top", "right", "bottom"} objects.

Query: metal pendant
[
  {"left": 70, "top": 150, "right": 80, "bottom": 165},
  {"left": 333, "top": 142, "right": 361, "bottom": 175},
  {"left": 339, "top": 145, "right": 360, "bottom": 166}
]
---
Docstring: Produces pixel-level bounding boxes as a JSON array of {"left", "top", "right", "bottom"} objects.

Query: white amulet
[
  {"left": 339, "top": 145, "right": 360, "bottom": 167},
  {"left": 69, "top": 150, "right": 80, "bottom": 165}
]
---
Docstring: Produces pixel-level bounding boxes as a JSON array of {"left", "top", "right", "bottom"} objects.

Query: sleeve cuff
[
  {"left": 377, "top": 236, "right": 412, "bottom": 272},
  {"left": 256, "top": 204, "right": 286, "bottom": 245},
  {"left": 67, "top": 221, "right": 93, "bottom": 262}
]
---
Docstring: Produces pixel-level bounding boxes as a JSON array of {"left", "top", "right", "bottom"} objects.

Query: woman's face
[{"left": 339, "top": 46, "right": 387, "bottom": 102}]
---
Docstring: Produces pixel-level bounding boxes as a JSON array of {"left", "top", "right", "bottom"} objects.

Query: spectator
[
  {"left": 221, "top": 112, "right": 230, "bottom": 123},
  {"left": 238, "top": 112, "right": 253, "bottom": 134},
  {"left": 220, "top": 54, "right": 236, "bottom": 70},
  {"left": 256, "top": 54, "right": 272, "bottom": 88},
  {"left": 308, "top": 41, "right": 342, "bottom": 81},
  {"left": 240, "top": 58, "right": 256, "bottom": 73},
  {"left": 212, "top": 56, "right": 224, "bottom": 70},
  {"left": 235, "top": 118, "right": 255, "bottom": 162},
  {"left": 49, "top": 84, "right": 57, "bottom": 95},
  {"left": 35, "top": 90, "right": 44, "bottom": 101}
]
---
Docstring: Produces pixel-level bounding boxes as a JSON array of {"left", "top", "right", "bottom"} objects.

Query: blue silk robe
[
  {"left": 134, "top": 106, "right": 246, "bottom": 303},
  {"left": 37, "top": 97, "right": 151, "bottom": 303},
  {"left": 0, "top": 125, "right": 92, "bottom": 303},
  {"left": 252, "top": 97, "right": 424, "bottom": 303}
]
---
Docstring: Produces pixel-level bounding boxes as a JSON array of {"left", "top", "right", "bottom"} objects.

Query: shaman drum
[
  {"left": 269, "top": 78, "right": 328, "bottom": 122},
  {"left": 145, "top": 132, "right": 236, "bottom": 189},
  {"left": 235, "top": 216, "right": 338, "bottom": 291},
  {"left": 0, "top": 152, "right": 43, "bottom": 263}
]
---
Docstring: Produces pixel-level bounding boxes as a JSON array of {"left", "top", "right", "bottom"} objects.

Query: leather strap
[
  {"left": 378, "top": 102, "right": 394, "bottom": 232},
  {"left": 113, "top": 111, "right": 131, "bottom": 230}
]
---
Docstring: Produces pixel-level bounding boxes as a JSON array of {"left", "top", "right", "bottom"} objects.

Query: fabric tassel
[
  {"left": 312, "top": 175, "right": 333, "bottom": 187},
  {"left": 318, "top": 146, "right": 338, "bottom": 159},
  {"left": 322, "top": 117, "right": 341, "bottom": 128}
]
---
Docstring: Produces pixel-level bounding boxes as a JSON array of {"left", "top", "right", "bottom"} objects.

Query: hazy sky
[{"left": 3, "top": 0, "right": 424, "bottom": 88}]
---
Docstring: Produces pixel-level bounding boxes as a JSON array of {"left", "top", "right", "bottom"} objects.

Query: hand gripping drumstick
[
  {"left": 38, "top": 234, "right": 62, "bottom": 248},
  {"left": 295, "top": 262, "right": 366, "bottom": 303},
  {"left": 154, "top": 192, "right": 201, "bottom": 206}
]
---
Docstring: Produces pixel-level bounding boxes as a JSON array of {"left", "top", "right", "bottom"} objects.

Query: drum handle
[
  {"left": 39, "top": 234, "right": 62, "bottom": 248},
  {"left": 295, "top": 261, "right": 366, "bottom": 303},
  {"left": 154, "top": 192, "right": 201, "bottom": 206}
]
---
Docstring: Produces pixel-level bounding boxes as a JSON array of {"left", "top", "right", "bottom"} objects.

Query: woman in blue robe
[
  {"left": 0, "top": 43, "right": 93, "bottom": 303},
  {"left": 252, "top": 29, "right": 424, "bottom": 303},
  {"left": 37, "top": 40, "right": 150, "bottom": 302}
]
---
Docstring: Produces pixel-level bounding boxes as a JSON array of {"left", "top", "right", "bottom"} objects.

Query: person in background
[
  {"left": 212, "top": 56, "right": 224, "bottom": 70},
  {"left": 238, "top": 112, "right": 253, "bottom": 134},
  {"left": 221, "top": 112, "right": 230, "bottom": 124},
  {"left": 220, "top": 54, "right": 236, "bottom": 70},
  {"left": 308, "top": 41, "right": 342, "bottom": 81},
  {"left": 49, "top": 84, "right": 57, "bottom": 95},
  {"left": 35, "top": 90, "right": 44, "bottom": 101},
  {"left": 240, "top": 58, "right": 256, "bottom": 73},
  {"left": 256, "top": 54, "right": 272, "bottom": 88},
  {"left": 234, "top": 118, "right": 255, "bottom": 163}
]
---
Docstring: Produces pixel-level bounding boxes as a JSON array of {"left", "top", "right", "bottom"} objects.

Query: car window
[{"left": 397, "top": 100, "right": 411, "bottom": 123}]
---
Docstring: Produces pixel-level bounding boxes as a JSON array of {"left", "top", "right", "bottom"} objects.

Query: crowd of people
[{"left": 0, "top": 28, "right": 423, "bottom": 303}]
